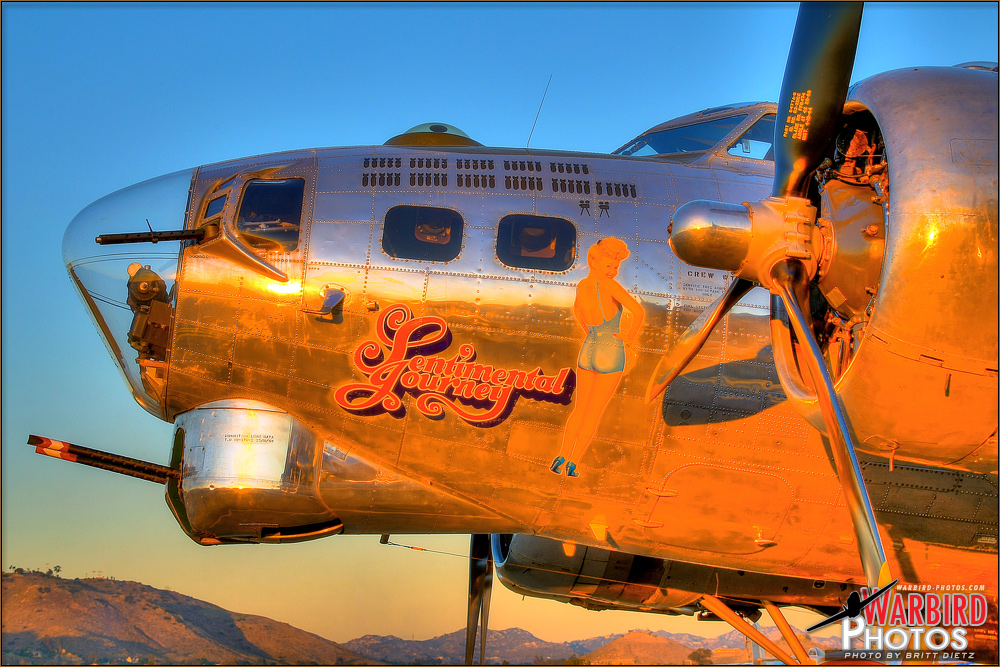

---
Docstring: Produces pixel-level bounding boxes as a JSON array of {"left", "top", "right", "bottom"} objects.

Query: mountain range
[
  {"left": 2, "top": 571, "right": 840, "bottom": 665},
  {"left": 2, "top": 572, "right": 370, "bottom": 665}
]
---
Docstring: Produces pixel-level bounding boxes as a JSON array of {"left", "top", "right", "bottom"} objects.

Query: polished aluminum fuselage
[
  {"left": 171, "top": 139, "right": 805, "bottom": 565},
  {"left": 62, "top": 69, "right": 998, "bottom": 598}
]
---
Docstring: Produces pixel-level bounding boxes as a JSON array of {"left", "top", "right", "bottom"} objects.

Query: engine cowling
[
  {"left": 491, "top": 533, "right": 704, "bottom": 613},
  {"left": 840, "top": 67, "right": 997, "bottom": 471},
  {"left": 491, "top": 534, "right": 853, "bottom": 616},
  {"left": 782, "top": 66, "right": 998, "bottom": 472}
]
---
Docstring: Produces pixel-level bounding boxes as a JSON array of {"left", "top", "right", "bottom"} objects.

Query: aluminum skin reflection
[
  {"left": 54, "top": 66, "right": 998, "bottom": 621},
  {"left": 156, "top": 82, "right": 995, "bottom": 589}
]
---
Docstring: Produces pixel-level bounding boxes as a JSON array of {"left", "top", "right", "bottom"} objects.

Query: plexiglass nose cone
[
  {"left": 63, "top": 169, "right": 195, "bottom": 269},
  {"left": 63, "top": 168, "right": 195, "bottom": 418}
]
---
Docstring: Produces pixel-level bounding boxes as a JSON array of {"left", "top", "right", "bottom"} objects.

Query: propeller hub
[
  {"left": 669, "top": 200, "right": 752, "bottom": 272},
  {"left": 670, "top": 196, "right": 822, "bottom": 290},
  {"left": 742, "top": 196, "right": 821, "bottom": 289}
]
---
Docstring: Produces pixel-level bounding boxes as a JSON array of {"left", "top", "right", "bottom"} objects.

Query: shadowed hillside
[
  {"left": 1, "top": 572, "right": 373, "bottom": 665},
  {"left": 346, "top": 627, "right": 580, "bottom": 665}
]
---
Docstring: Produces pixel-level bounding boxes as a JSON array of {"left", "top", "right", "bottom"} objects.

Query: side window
[
  {"left": 199, "top": 175, "right": 238, "bottom": 226},
  {"left": 727, "top": 115, "right": 776, "bottom": 161},
  {"left": 382, "top": 206, "right": 463, "bottom": 262},
  {"left": 205, "top": 195, "right": 227, "bottom": 219},
  {"left": 236, "top": 178, "right": 305, "bottom": 252},
  {"left": 497, "top": 215, "right": 576, "bottom": 271}
]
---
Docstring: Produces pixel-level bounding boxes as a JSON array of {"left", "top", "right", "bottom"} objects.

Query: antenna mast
[{"left": 526, "top": 74, "right": 553, "bottom": 150}]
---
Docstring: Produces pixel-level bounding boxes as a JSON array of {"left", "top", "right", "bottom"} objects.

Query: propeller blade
[
  {"left": 769, "top": 259, "right": 890, "bottom": 589},
  {"left": 645, "top": 278, "right": 755, "bottom": 403},
  {"left": 466, "top": 534, "right": 491, "bottom": 665},
  {"left": 480, "top": 553, "right": 493, "bottom": 666},
  {"left": 773, "top": 2, "right": 863, "bottom": 199}
]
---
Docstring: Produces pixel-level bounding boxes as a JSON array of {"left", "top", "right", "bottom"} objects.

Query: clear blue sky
[{"left": 3, "top": 2, "right": 997, "bottom": 645}]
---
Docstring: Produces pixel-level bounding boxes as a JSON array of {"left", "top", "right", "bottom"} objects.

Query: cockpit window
[
  {"left": 236, "top": 178, "right": 304, "bottom": 252},
  {"left": 382, "top": 205, "right": 464, "bottom": 262},
  {"left": 726, "top": 115, "right": 776, "bottom": 161},
  {"left": 496, "top": 215, "right": 576, "bottom": 271},
  {"left": 615, "top": 114, "right": 749, "bottom": 157}
]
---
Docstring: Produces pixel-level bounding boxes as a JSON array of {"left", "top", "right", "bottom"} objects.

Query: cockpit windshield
[{"left": 614, "top": 114, "right": 749, "bottom": 157}]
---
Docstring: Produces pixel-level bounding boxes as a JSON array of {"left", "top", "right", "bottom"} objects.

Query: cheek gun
[{"left": 28, "top": 434, "right": 178, "bottom": 485}]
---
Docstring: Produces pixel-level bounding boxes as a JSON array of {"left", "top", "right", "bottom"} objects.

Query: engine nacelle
[
  {"left": 167, "top": 400, "right": 522, "bottom": 545},
  {"left": 839, "top": 66, "right": 998, "bottom": 471},
  {"left": 781, "top": 66, "right": 998, "bottom": 473},
  {"left": 491, "top": 533, "right": 704, "bottom": 613},
  {"left": 491, "top": 534, "right": 853, "bottom": 616}
]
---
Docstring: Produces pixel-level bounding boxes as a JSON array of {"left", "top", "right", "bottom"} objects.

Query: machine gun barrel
[
  {"left": 95, "top": 228, "right": 206, "bottom": 245},
  {"left": 28, "top": 435, "right": 179, "bottom": 485}
]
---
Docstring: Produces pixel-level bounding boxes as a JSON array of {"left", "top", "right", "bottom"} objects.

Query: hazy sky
[{"left": 3, "top": 2, "right": 997, "bottom": 646}]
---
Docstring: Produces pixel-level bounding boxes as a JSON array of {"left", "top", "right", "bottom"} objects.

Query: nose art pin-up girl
[{"left": 552, "top": 238, "right": 645, "bottom": 478}]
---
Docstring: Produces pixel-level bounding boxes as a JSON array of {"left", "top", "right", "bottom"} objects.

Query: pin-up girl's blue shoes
[{"left": 550, "top": 456, "right": 580, "bottom": 477}]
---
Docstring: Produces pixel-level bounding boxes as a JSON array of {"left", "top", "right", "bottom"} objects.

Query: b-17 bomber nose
[{"left": 63, "top": 168, "right": 196, "bottom": 420}]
